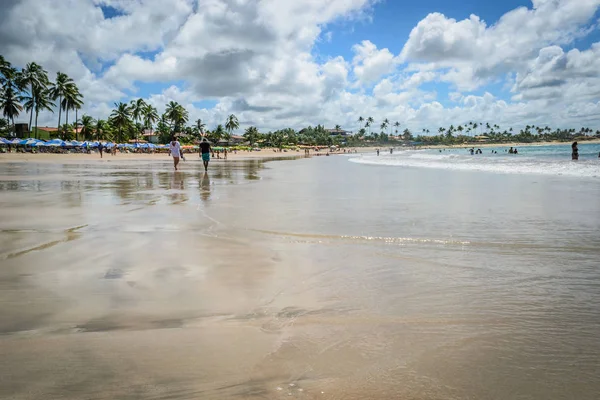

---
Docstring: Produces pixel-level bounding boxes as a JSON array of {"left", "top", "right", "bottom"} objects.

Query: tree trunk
[
  {"left": 65, "top": 108, "right": 69, "bottom": 140},
  {"left": 35, "top": 110, "right": 39, "bottom": 140},
  {"left": 75, "top": 109, "right": 78, "bottom": 140},
  {"left": 57, "top": 96, "right": 62, "bottom": 132},
  {"left": 29, "top": 92, "right": 34, "bottom": 137}
]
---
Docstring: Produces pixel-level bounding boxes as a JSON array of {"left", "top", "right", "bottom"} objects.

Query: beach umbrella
[
  {"left": 10, "top": 138, "right": 21, "bottom": 145},
  {"left": 45, "top": 139, "right": 66, "bottom": 147},
  {"left": 1, "top": 137, "right": 12, "bottom": 145},
  {"left": 147, "top": 143, "right": 157, "bottom": 149},
  {"left": 18, "top": 138, "right": 40, "bottom": 145},
  {"left": 81, "top": 141, "right": 98, "bottom": 148}
]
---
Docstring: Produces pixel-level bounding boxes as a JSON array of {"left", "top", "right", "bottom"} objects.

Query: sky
[{"left": 1, "top": 0, "right": 600, "bottom": 134}]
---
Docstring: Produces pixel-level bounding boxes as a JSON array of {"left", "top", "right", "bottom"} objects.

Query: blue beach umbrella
[
  {"left": 45, "top": 139, "right": 66, "bottom": 147},
  {"left": 1, "top": 137, "right": 12, "bottom": 144},
  {"left": 18, "top": 138, "right": 40, "bottom": 145}
]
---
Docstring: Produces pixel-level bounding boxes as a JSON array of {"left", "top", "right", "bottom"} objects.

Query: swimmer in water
[{"left": 571, "top": 142, "right": 579, "bottom": 160}]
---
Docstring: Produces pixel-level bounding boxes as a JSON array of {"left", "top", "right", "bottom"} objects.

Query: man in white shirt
[{"left": 169, "top": 138, "right": 181, "bottom": 170}]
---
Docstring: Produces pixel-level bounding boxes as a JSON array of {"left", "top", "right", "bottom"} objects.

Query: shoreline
[{"left": 1, "top": 140, "right": 598, "bottom": 164}]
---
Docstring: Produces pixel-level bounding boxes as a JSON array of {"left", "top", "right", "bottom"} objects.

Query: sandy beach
[{"left": 1, "top": 150, "right": 599, "bottom": 400}]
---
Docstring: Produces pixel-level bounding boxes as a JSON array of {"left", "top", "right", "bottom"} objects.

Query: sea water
[{"left": 350, "top": 143, "right": 600, "bottom": 178}]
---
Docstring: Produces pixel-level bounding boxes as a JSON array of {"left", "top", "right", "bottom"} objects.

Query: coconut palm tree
[
  {"left": 394, "top": 121, "right": 400, "bottom": 135},
  {"left": 130, "top": 98, "right": 147, "bottom": 139},
  {"left": 164, "top": 101, "right": 180, "bottom": 131},
  {"left": 19, "top": 62, "right": 49, "bottom": 133},
  {"left": 79, "top": 115, "right": 95, "bottom": 140},
  {"left": 50, "top": 72, "right": 74, "bottom": 131},
  {"left": 383, "top": 118, "right": 390, "bottom": 135},
  {"left": 0, "top": 85, "right": 23, "bottom": 132},
  {"left": 357, "top": 116, "right": 364, "bottom": 127},
  {"left": 209, "top": 124, "right": 226, "bottom": 143},
  {"left": 225, "top": 114, "right": 239, "bottom": 140},
  {"left": 94, "top": 119, "right": 108, "bottom": 141},
  {"left": 61, "top": 84, "right": 82, "bottom": 139},
  {"left": 0, "top": 55, "right": 13, "bottom": 85},
  {"left": 334, "top": 124, "right": 342, "bottom": 131},
  {"left": 110, "top": 102, "right": 131, "bottom": 143},
  {"left": 366, "top": 117, "right": 374, "bottom": 134},
  {"left": 32, "top": 87, "right": 54, "bottom": 138},
  {"left": 142, "top": 104, "right": 158, "bottom": 130},
  {"left": 195, "top": 118, "right": 206, "bottom": 136},
  {"left": 244, "top": 126, "right": 259, "bottom": 146}
]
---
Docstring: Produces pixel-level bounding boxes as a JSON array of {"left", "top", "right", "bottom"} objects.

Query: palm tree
[
  {"left": 62, "top": 84, "right": 82, "bottom": 136},
  {"left": 79, "top": 115, "right": 95, "bottom": 140},
  {"left": 130, "top": 98, "right": 147, "bottom": 139},
  {"left": 19, "top": 62, "right": 49, "bottom": 133},
  {"left": 32, "top": 87, "right": 54, "bottom": 138},
  {"left": 110, "top": 102, "right": 131, "bottom": 143},
  {"left": 244, "top": 126, "right": 259, "bottom": 146},
  {"left": 366, "top": 117, "right": 374, "bottom": 134},
  {"left": 0, "top": 85, "right": 23, "bottom": 132},
  {"left": 94, "top": 119, "right": 108, "bottom": 141},
  {"left": 357, "top": 116, "right": 364, "bottom": 127},
  {"left": 0, "top": 55, "right": 13, "bottom": 85},
  {"left": 50, "top": 72, "right": 74, "bottom": 131},
  {"left": 334, "top": 124, "right": 342, "bottom": 131},
  {"left": 195, "top": 118, "right": 206, "bottom": 136},
  {"left": 142, "top": 104, "right": 158, "bottom": 130},
  {"left": 383, "top": 118, "right": 390, "bottom": 135},
  {"left": 165, "top": 101, "right": 180, "bottom": 132},
  {"left": 225, "top": 114, "right": 239, "bottom": 139},
  {"left": 210, "top": 124, "right": 226, "bottom": 143},
  {"left": 394, "top": 121, "right": 400, "bottom": 135}
]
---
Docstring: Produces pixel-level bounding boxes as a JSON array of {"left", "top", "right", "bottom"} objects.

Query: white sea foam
[{"left": 349, "top": 150, "right": 600, "bottom": 178}]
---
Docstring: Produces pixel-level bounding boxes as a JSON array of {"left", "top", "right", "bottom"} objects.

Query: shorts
[{"left": 202, "top": 153, "right": 210, "bottom": 162}]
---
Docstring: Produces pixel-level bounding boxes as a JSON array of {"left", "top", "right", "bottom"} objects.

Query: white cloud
[
  {"left": 0, "top": 0, "right": 599, "bottom": 134},
  {"left": 352, "top": 40, "right": 399, "bottom": 85},
  {"left": 400, "top": 0, "right": 600, "bottom": 90}
]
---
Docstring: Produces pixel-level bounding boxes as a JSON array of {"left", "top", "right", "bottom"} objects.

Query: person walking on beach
[
  {"left": 199, "top": 137, "right": 211, "bottom": 171},
  {"left": 571, "top": 142, "right": 579, "bottom": 160},
  {"left": 376, "top": 149, "right": 380, "bottom": 156},
  {"left": 98, "top": 142, "right": 104, "bottom": 158},
  {"left": 224, "top": 148, "right": 228, "bottom": 160},
  {"left": 169, "top": 137, "right": 181, "bottom": 171}
]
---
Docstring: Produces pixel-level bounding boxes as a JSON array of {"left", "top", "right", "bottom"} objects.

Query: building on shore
[
  {"left": 142, "top": 129, "right": 160, "bottom": 144},
  {"left": 327, "top": 128, "right": 351, "bottom": 137}
]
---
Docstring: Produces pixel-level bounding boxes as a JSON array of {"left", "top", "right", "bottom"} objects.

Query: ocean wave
[{"left": 349, "top": 151, "right": 600, "bottom": 178}]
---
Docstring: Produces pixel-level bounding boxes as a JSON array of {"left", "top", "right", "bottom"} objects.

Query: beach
[{"left": 1, "top": 151, "right": 600, "bottom": 399}]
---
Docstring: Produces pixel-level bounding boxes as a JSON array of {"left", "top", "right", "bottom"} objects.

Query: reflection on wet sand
[{"left": 1, "top": 156, "right": 599, "bottom": 400}]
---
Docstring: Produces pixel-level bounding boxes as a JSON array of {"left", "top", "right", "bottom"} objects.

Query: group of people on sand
[
  {"left": 168, "top": 137, "right": 212, "bottom": 171},
  {"left": 97, "top": 142, "right": 118, "bottom": 158}
]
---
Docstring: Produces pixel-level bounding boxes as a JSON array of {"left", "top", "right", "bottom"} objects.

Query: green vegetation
[{"left": 2, "top": 56, "right": 599, "bottom": 146}]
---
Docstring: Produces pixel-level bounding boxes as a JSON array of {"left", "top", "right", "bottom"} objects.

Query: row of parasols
[{"left": 0, "top": 137, "right": 171, "bottom": 149}]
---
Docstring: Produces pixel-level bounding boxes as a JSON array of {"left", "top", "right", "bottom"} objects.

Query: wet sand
[{"left": 1, "top": 156, "right": 599, "bottom": 399}]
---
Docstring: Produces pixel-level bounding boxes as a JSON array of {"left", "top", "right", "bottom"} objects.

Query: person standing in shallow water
[
  {"left": 169, "top": 137, "right": 181, "bottom": 171},
  {"left": 199, "top": 137, "right": 211, "bottom": 171},
  {"left": 572, "top": 142, "right": 579, "bottom": 160}
]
